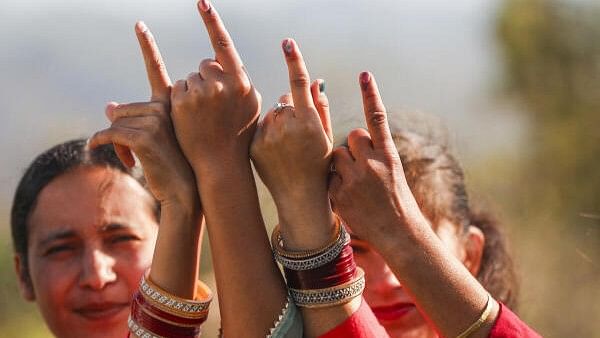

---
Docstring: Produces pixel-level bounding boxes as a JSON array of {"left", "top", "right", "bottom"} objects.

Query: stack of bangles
[
  {"left": 272, "top": 217, "right": 365, "bottom": 308},
  {"left": 128, "top": 272, "right": 213, "bottom": 338}
]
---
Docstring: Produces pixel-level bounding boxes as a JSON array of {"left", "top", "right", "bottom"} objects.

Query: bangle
[
  {"left": 284, "top": 244, "right": 356, "bottom": 289},
  {"left": 273, "top": 225, "right": 350, "bottom": 271},
  {"left": 271, "top": 216, "right": 342, "bottom": 259},
  {"left": 140, "top": 273, "right": 212, "bottom": 319},
  {"left": 456, "top": 293, "right": 496, "bottom": 338},
  {"left": 131, "top": 297, "right": 201, "bottom": 337},
  {"left": 289, "top": 267, "right": 365, "bottom": 308},
  {"left": 134, "top": 291, "right": 208, "bottom": 327}
]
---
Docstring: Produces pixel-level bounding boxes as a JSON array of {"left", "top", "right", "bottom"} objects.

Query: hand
[
  {"left": 89, "top": 22, "right": 197, "bottom": 207},
  {"left": 329, "top": 72, "right": 426, "bottom": 247},
  {"left": 251, "top": 38, "right": 333, "bottom": 204},
  {"left": 170, "top": 0, "right": 260, "bottom": 174}
]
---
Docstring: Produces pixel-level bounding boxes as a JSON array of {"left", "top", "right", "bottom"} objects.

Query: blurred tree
[{"left": 496, "top": 0, "right": 600, "bottom": 336}]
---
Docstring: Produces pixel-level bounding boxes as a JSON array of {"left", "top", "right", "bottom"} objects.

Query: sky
[{"left": 0, "top": 0, "right": 522, "bottom": 205}]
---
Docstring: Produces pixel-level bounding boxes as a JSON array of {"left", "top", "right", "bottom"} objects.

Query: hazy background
[{"left": 1, "top": 0, "right": 598, "bottom": 337}]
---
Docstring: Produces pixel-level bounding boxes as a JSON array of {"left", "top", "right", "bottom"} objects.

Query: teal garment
[
  {"left": 268, "top": 293, "right": 303, "bottom": 338},
  {"left": 219, "top": 293, "right": 303, "bottom": 338}
]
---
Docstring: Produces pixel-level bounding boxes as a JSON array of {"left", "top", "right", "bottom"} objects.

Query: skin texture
[
  {"left": 251, "top": 38, "right": 360, "bottom": 337},
  {"left": 89, "top": 21, "right": 203, "bottom": 299},
  {"left": 329, "top": 72, "right": 498, "bottom": 338},
  {"left": 351, "top": 220, "right": 485, "bottom": 338},
  {"left": 169, "top": 1, "right": 287, "bottom": 335},
  {"left": 15, "top": 167, "right": 158, "bottom": 338}
]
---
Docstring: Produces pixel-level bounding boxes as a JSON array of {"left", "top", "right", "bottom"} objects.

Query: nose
[
  {"left": 367, "top": 263, "right": 402, "bottom": 297},
  {"left": 79, "top": 248, "right": 117, "bottom": 290}
]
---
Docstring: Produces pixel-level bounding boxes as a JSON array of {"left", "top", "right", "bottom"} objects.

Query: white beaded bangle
[
  {"left": 140, "top": 273, "right": 212, "bottom": 318},
  {"left": 273, "top": 226, "right": 350, "bottom": 271},
  {"left": 289, "top": 267, "right": 365, "bottom": 308}
]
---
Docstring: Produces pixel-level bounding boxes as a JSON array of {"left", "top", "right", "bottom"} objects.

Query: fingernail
[
  {"left": 135, "top": 21, "right": 148, "bottom": 34},
  {"left": 199, "top": 0, "right": 211, "bottom": 12},
  {"left": 282, "top": 38, "right": 294, "bottom": 56},
  {"left": 105, "top": 102, "right": 118, "bottom": 119},
  {"left": 319, "top": 80, "right": 326, "bottom": 94},
  {"left": 359, "top": 71, "right": 371, "bottom": 91}
]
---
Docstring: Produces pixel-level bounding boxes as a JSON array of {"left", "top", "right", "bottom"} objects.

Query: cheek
[
  {"left": 113, "top": 239, "right": 155, "bottom": 294},
  {"left": 28, "top": 258, "right": 78, "bottom": 329}
]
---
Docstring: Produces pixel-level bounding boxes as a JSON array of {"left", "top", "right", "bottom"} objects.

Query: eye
[
  {"left": 44, "top": 244, "right": 75, "bottom": 256},
  {"left": 109, "top": 234, "right": 139, "bottom": 244}
]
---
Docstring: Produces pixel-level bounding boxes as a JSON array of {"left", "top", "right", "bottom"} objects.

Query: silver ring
[{"left": 273, "top": 102, "right": 293, "bottom": 115}]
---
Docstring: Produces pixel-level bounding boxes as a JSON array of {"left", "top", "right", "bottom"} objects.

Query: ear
[
  {"left": 462, "top": 225, "right": 485, "bottom": 276},
  {"left": 14, "top": 254, "right": 35, "bottom": 301}
]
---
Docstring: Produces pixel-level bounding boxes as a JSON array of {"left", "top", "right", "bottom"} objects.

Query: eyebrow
[
  {"left": 99, "top": 222, "right": 134, "bottom": 233},
  {"left": 39, "top": 230, "right": 77, "bottom": 247}
]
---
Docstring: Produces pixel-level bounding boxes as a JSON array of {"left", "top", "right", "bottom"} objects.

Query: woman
[
  {"left": 251, "top": 38, "right": 541, "bottom": 337},
  {"left": 12, "top": 12, "right": 208, "bottom": 338}
]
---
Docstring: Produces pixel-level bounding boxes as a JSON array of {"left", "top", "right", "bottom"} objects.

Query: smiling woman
[{"left": 11, "top": 140, "right": 159, "bottom": 338}]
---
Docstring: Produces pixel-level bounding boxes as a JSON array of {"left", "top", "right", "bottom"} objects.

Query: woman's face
[
  {"left": 351, "top": 219, "right": 480, "bottom": 338},
  {"left": 16, "top": 166, "right": 158, "bottom": 338}
]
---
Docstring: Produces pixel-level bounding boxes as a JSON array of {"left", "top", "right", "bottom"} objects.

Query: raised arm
[
  {"left": 251, "top": 38, "right": 368, "bottom": 337},
  {"left": 329, "top": 72, "right": 501, "bottom": 338},
  {"left": 89, "top": 21, "right": 208, "bottom": 336},
  {"left": 168, "top": 1, "right": 289, "bottom": 336}
]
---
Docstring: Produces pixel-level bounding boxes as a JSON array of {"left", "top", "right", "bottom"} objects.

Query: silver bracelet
[
  {"left": 128, "top": 316, "right": 162, "bottom": 338},
  {"left": 289, "top": 267, "right": 365, "bottom": 308},
  {"left": 273, "top": 226, "right": 350, "bottom": 271}
]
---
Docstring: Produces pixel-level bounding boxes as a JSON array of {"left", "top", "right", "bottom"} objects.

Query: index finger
[
  {"left": 135, "top": 21, "right": 172, "bottom": 103},
  {"left": 282, "top": 38, "right": 314, "bottom": 111},
  {"left": 358, "top": 72, "right": 394, "bottom": 149},
  {"left": 197, "top": 0, "right": 244, "bottom": 73}
]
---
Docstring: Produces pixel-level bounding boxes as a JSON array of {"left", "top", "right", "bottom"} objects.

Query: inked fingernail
[
  {"left": 359, "top": 71, "right": 371, "bottom": 91},
  {"left": 282, "top": 38, "right": 294, "bottom": 56},
  {"left": 199, "top": 0, "right": 211, "bottom": 12},
  {"left": 135, "top": 21, "right": 148, "bottom": 34},
  {"left": 319, "top": 80, "right": 326, "bottom": 93}
]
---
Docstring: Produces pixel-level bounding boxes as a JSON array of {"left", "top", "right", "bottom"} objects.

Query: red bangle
[
  {"left": 284, "top": 244, "right": 357, "bottom": 289},
  {"left": 131, "top": 294, "right": 202, "bottom": 337},
  {"left": 133, "top": 291, "right": 208, "bottom": 327}
]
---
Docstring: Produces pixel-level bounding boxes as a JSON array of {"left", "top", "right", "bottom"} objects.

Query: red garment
[
  {"left": 490, "top": 303, "right": 542, "bottom": 338},
  {"left": 319, "top": 298, "right": 390, "bottom": 338},
  {"left": 319, "top": 300, "right": 541, "bottom": 338}
]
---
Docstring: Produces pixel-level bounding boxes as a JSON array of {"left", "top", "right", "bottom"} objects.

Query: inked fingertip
[
  {"left": 318, "top": 79, "right": 326, "bottom": 94},
  {"left": 198, "top": 0, "right": 211, "bottom": 12},
  {"left": 359, "top": 71, "right": 371, "bottom": 90},
  {"left": 282, "top": 38, "right": 294, "bottom": 56}
]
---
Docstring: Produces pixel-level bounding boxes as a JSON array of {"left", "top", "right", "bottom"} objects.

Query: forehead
[{"left": 27, "top": 166, "right": 156, "bottom": 242}]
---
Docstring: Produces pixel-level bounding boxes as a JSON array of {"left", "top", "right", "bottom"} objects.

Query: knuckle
[
  {"left": 232, "top": 76, "right": 252, "bottom": 95},
  {"left": 369, "top": 111, "right": 387, "bottom": 126},
  {"left": 216, "top": 36, "right": 233, "bottom": 50},
  {"left": 291, "top": 75, "right": 310, "bottom": 89}
]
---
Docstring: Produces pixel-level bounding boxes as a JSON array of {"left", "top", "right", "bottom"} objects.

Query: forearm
[
  {"left": 148, "top": 196, "right": 204, "bottom": 299},
  {"left": 276, "top": 190, "right": 360, "bottom": 338},
  {"left": 377, "top": 217, "right": 499, "bottom": 338},
  {"left": 195, "top": 158, "right": 288, "bottom": 336}
]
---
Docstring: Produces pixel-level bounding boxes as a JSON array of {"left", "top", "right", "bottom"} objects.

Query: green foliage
[{"left": 495, "top": 0, "right": 600, "bottom": 336}]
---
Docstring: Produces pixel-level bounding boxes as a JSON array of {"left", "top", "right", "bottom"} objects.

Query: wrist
[{"left": 274, "top": 188, "right": 336, "bottom": 251}]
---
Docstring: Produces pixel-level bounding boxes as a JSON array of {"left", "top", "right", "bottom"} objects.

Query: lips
[
  {"left": 371, "top": 302, "right": 416, "bottom": 322},
  {"left": 74, "top": 302, "right": 129, "bottom": 321}
]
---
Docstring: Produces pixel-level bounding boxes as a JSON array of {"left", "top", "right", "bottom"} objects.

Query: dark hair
[
  {"left": 10, "top": 139, "right": 157, "bottom": 285},
  {"left": 391, "top": 130, "right": 519, "bottom": 309}
]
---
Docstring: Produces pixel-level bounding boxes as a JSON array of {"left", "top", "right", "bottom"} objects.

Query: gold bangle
[
  {"left": 271, "top": 215, "right": 342, "bottom": 259},
  {"left": 456, "top": 293, "right": 496, "bottom": 338},
  {"left": 289, "top": 267, "right": 365, "bottom": 308},
  {"left": 141, "top": 272, "right": 212, "bottom": 319}
]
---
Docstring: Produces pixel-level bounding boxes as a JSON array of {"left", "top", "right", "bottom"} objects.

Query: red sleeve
[
  {"left": 318, "top": 298, "right": 390, "bottom": 338},
  {"left": 489, "top": 303, "right": 542, "bottom": 338}
]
